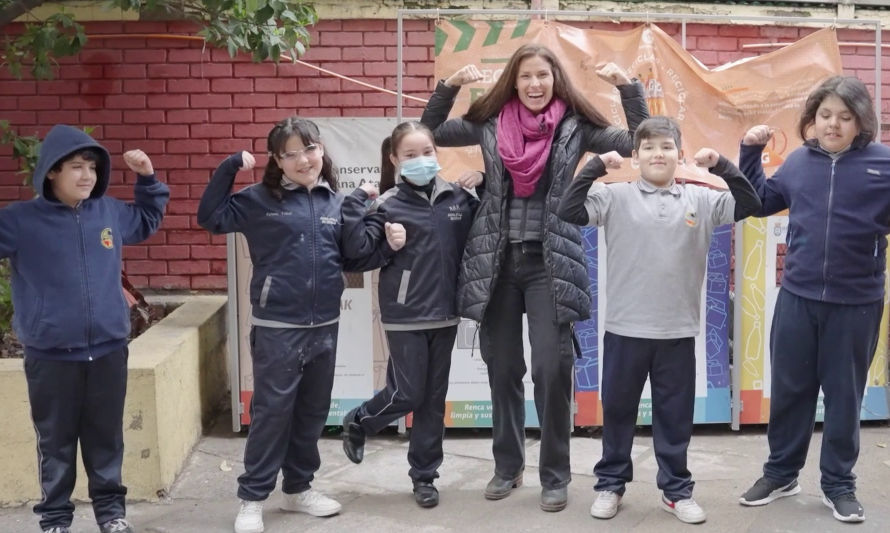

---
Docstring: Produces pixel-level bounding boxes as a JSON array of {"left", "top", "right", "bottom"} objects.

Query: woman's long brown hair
[{"left": 463, "top": 43, "right": 610, "bottom": 128}]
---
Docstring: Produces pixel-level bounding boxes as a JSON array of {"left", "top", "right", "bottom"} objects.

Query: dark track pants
[
  {"left": 356, "top": 326, "right": 457, "bottom": 482},
  {"left": 763, "top": 288, "right": 882, "bottom": 499},
  {"left": 25, "top": 348, "right": 129, "bottom": 530},
  {"left": 479, "top": 243, "right": 575, "bottom": 490},
  {"left": 238, "top": 324, "right": 337, "bottom": 501},
  {"left": 594, "top": 332, "right": 696, "bottom": 501}
]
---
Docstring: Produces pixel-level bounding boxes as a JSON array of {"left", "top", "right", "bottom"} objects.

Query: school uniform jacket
[
  {"left": 197, "top": 152, "right": 380, "bottom": 327},
  {"left": 740, "top": 139, "right": 890, "bottom": 304},
  {"left": 341, "top": 177, "right": 478, "bottom": 329}
]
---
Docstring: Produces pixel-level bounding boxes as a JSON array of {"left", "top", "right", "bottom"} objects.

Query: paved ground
[{"left": 2, "top": 416, "right": 889, "bottom": 532}]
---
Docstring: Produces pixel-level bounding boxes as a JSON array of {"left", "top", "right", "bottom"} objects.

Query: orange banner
[{"left": 433, "top": 21, "right": 842, "bottom": 187}]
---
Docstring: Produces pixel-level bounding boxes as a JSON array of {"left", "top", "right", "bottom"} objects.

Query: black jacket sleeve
[
  {"left": 581, "top": 81, "right": 649, "bottom": 157},
  {"left": 420, "top": 81, "right": 484, "bottom": 147},
  {"left": 340, "top": 188, "right": 397, "bottom": 271},
  {"left": 340, "top": 188, "right": 386, "bottom": 259},
  {"left": 709, "top": 155, "right": 763, "bottom": 221},
  {"left": 557, "top": 157, "right": 608, "bottom": 225}
]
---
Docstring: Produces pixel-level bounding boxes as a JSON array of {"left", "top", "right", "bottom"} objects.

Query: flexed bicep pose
[
  {"left": 420, "top": 44, "right": 649, "bottom": 512},
  {"left": 559, "top": 116, "right": 759, "bottom": 524},
  {"left": 0, "top": 125, "right": 169, "bottom": 533},
  {"left": 339, "top": 121, "right": 479, "bottom": 509},
  {"left": 198, "top": 117, "right": 381, "bottom": 533},
  {"left": 736, "top": 77, "right": 890, "bottom": 524}
]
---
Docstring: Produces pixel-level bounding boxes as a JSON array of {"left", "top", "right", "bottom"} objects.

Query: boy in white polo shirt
[{"left": 557, "top": 116, "right": 761, "bottom": 524}]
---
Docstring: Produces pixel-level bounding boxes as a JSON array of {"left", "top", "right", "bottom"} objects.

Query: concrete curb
[{"left": 0, "top": 295, "right": 228, "bottom": 505}]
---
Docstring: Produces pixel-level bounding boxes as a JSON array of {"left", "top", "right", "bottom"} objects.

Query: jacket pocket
[
  {"left": 396, "top": 270, "right": 411, "bottom": 305},
  {"left": 259, "top": 276, "right": 272, "bottom": 308}
]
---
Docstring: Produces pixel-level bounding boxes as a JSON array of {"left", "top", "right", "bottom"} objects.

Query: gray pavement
[{"left": 2, "top": 416, "right": 889, "bottom": 532}]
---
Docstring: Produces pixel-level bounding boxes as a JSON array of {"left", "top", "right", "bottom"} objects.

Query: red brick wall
[{"left": 1, "top": 18, "right": 887, "bottom": 291}]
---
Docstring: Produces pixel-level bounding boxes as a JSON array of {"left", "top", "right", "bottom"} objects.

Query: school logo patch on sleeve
[{"left": 100, "top": 228, "right": 114, "bottom": 249}]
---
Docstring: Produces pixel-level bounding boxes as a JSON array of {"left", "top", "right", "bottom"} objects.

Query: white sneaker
[
  {"left": 661, "top": 495, "right": 706, "bottom": 524},
  {"left": 280, "top": 489, "right": 342, "bottom": 517},
  {"left": 590, "top": 490, "right": 622, "bottom": 519},
  {"left": 234, "top": 500, "right": 264, "bottom": 533}
]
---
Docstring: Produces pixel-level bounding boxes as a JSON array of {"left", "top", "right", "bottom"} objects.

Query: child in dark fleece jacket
[{"left": 0, "top": 124, "right": 169, "bottom": 533}]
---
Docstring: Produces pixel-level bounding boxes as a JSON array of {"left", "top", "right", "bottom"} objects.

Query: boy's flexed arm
[
  {"left": 693, "top": 148, "right": 762, "bottom": 224},
  {"left": 557, "top": 151, "right": 622, "bottom": 226},
  {"left": 118, "top": 150, "right": 170, "bottom": 244}
]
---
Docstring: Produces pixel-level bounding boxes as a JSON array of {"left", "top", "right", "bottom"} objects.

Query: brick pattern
[{"left": 1, "top": 19, "right": 886, "bottom": 290}]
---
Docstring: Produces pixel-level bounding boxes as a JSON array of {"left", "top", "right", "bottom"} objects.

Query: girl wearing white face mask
[{"left": 339, "top": 121, "right": 481, "bottom": 508}]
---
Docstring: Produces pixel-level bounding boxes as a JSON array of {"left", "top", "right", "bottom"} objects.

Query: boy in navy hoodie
[{"left": 0, "top": 125, "right": 169, "bottom": 533}]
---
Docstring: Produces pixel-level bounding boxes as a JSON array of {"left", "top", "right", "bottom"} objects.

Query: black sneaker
[
  {"left": 739, "top": 477, "right": 801, "bottom": 506},
  {"left": 341, "top": 407, "right": 366, "bottom": 464},
  {"left": 99, "top": 518, "right": 134, "bottom": 533},
  {"left": 823, "top": 493, "right": 865, "bottom": 523},
  {"left": 413, "top": 481, "right": 439, "bottom": 508}
]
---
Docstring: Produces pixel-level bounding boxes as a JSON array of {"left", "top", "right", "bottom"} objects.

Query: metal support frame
[{"left": 396, "top": 8, "right": 884, "bottom": 430}]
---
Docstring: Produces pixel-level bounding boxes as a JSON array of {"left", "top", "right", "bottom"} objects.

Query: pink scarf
[{"left": 496, "top": 96, "right": 567, "bottom": 198}]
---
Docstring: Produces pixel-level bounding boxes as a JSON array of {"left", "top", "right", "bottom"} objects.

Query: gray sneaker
[
  {"left": 823, "top": 493, "right": 865, "bottom": 523},
  {"left": 739, "top": 477, "right": 801, "bottom": 506},
  {"left": 99, "top": 518, "right": 134, "bottom": 533},
  {"left": 43, "top": 528, "right": 71, "bottom": 533}
]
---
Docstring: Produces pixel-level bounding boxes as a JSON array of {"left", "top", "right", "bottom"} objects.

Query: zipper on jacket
[
  {"left": 821, "top": 158, "right": 838, "bottom": 301},
  {"left": 308, "top": 191, "right": 317, "bottom": 325},
  {"left": 74, "top": 208, "right": 94, "bottom": 360},
  {"left": 433, "top": 197, "right": 449, "bottom": 320}
]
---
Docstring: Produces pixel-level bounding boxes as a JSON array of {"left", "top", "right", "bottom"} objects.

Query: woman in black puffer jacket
[{"left": 420, "top": 44, "right": 648, "bottom": 512}]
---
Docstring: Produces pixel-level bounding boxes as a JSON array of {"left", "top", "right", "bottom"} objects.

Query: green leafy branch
[
  {"left": 0, "top": 120, "right": 40, "bottom": 184},
  {"left": 1, "top": 1, "right": 317, "bottom": 81},
  {"left": 2, "top": 10, "right": 86, "bottom": 80},
  {"left": 108, "top": 0, "right": 317, "bottom": 62}
]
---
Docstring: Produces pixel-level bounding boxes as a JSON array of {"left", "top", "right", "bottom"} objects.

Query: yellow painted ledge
[
  {"left": 0, "top": 294, "right": 228, "bottom": 506},
  {"left": 15, "top": 2, "right": 138, "bottom": 22}
]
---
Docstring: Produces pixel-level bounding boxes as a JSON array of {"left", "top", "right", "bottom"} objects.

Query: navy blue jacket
[
  {"left": 197, "top": 153, "right": 379, "bottom": 326},
  {"left": 0, "top": 124, "right": 169, "bottom": 360},
  {"left": 740, "top": 140, "right": 890, "bottom": 304},
  {"left": 341, "top": 177, "right": 478, "bottom": 325}
]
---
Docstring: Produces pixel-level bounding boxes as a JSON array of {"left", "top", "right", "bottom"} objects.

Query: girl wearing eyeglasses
[{"left": 197, "top": 116, "right": 381, "bottom": 533}]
